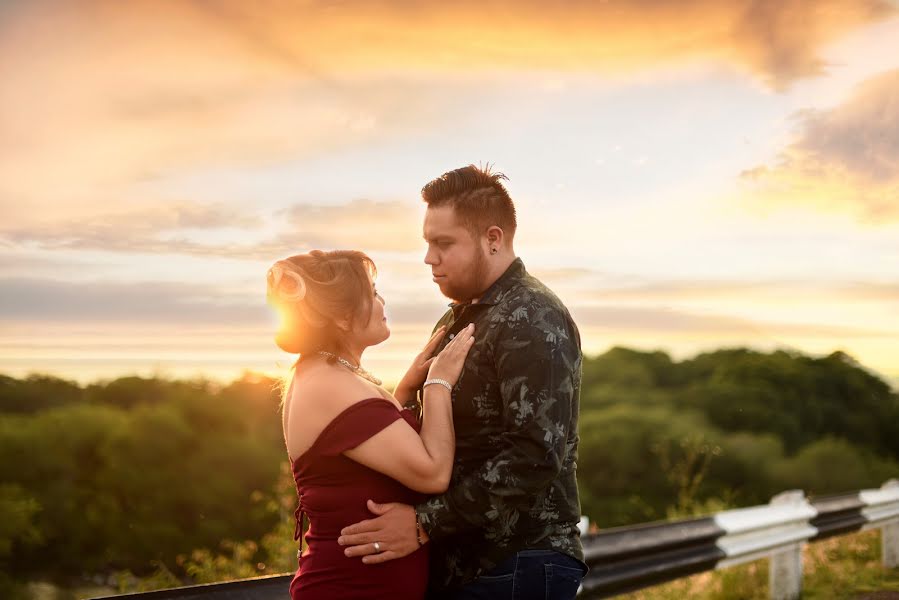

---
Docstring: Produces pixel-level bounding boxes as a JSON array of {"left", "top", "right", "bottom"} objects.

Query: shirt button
[{"left": 448, "top": 333, "right": 455, "bottom": 340}]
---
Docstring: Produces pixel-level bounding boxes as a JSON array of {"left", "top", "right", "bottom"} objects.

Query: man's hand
[{"left": 338, "top": 500, "right": 426, "bottom": 564}]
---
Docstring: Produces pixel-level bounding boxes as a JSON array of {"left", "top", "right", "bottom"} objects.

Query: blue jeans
[{"left": 443, "top": 549, "right": 587, "bottom": 600}]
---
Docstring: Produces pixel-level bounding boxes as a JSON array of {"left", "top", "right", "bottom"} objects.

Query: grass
[
  {"left": 19, "top": 527, "right": 899, "bottom": 599},
  {"left": 618, "top": 529, "right": 899, "bottom": 600}
]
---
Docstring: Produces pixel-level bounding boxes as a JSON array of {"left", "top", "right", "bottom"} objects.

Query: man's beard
[{"left": 440, "top": 249, "right": 490, "bottom": 304}]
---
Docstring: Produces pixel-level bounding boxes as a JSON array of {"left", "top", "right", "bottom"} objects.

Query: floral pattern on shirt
[{"left": 413, "top": 258, "right": 584, "bottom": 590}]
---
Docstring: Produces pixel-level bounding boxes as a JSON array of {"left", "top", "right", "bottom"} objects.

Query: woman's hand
[
  {"left": 427, "top": 323, "right": 475, "bottom": 386},
  {"left": 394, "top": 326, "right": 447, "bottom": 399}
]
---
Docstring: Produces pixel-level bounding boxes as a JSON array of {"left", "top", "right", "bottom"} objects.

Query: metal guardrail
[
  {"left": 580, "top": 478, "right": 899, "bottom": 599},
  {"left": 92, "top": 479, "right": 899, "bottom": 600},
  {"left": 91, "top": 574, "right": 292, "bottom": 600},
  {"left": 580, "top": 516, "right": 726, "bottom": 596}
]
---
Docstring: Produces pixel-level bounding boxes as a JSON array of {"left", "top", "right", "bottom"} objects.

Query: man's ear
[{"left": 486, "top": 225, "right": 504, "bottom": 248}]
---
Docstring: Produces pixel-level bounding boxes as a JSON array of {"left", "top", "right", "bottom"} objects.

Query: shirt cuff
[{"left": 415, "top": 496, "right": 446, "bottom": 540}]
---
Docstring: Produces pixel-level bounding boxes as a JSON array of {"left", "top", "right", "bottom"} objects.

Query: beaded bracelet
[{"left": 423, "top": 378, "right": 453, "bottom": 394}]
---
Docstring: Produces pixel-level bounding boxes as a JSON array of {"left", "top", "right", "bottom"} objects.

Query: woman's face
[{"left": 354, "top": 277, "right": 390, "bottom": 349}]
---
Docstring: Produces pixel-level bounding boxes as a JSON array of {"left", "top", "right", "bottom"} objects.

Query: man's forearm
[{"left": 415, "top": 438, "right": 567, "bottom": 540}]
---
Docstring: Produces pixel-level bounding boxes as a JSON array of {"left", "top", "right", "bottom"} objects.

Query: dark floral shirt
[{"left": 413, "top": 258, "right": 584, "bottom": 590}]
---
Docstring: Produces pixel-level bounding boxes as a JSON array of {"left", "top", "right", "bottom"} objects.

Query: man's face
[{"left": 423, "top": 205, "right": 489, "bottom": 303}]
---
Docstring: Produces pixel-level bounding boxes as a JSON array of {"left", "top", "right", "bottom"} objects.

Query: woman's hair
[{"left": 266, "top": 250, "right": 377, "bottom": 360}]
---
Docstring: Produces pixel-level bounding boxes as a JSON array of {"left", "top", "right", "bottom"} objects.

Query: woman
[{"left": 266, "top": 250, "right": 474, "bottom": 600}]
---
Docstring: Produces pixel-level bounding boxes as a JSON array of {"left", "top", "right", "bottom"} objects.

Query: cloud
[
  {"left": 739, "top": 68, "right": 899, "bottom": 221},
  {"left": 0, "top": 201, "right": 271, "bottom": 255},
  {"left": 838, "top": 281, "right": 899, "bottom": 301},
  {"left": 570, "top": 304, "right": 891, "bottom": 339},
  {"left": 2, "top": 201, "right": 260, "bottom": 240},
  {"left": 728, "top": 0, "right": 893, "bottom": 89},
  {"left": 283, "top": 199, "right": 425, "bottom": 252},
  {"left": 5, "top": 274, "right": 893, "bottom": 342},
  {"left": 0, "top": 277, "right": 266, "bottom": 324},
  {"left": 0, "top": 0, "right": 467, "bottom": 223},
  {"left": 0, "top": 0, "right": 893, "bottom": 224},
  {"left": 0, "top": 198, "right": 425, "bottom": 257},
  {"left": 0, "top": 253, "right": 96, "bottom": 273},
  {"left": 0, "top": 277, "right": 444, "bottom": 326},
  {"left": 797, "top": 72, "right": 899, "bottom": 184},
  {"left": 181, "top": 0, "right": 894, "bottom": 87},
  {"left": 0, "top": 72, "right": 447, "bottom": 225},
  {"left": 586, "top": 279, "right": 899, "bottom": 303},
  {"left": 529, "top": 267, "right": 600, "bottom": 282}
]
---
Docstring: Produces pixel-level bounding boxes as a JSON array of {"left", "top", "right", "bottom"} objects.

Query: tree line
[{"left": 0, "top": 347, "right": 897, "bottom": 595}]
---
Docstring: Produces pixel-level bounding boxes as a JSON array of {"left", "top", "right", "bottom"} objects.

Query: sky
[{"left": 1, "top": 0, "right": 897, "bottom": 389}]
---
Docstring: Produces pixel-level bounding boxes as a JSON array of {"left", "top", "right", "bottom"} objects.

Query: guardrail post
[
  {"left": 881, "top": 480, "right": 899, "bottom": 568},
  {"left": 578, "top": 515, "right": 590, "bottom": 536},
  {"left": 884, "top": 520, "right": 899, "bottom": 568},
  {"left": 767, "top": 491, "right": 806, "bottom": 600}
]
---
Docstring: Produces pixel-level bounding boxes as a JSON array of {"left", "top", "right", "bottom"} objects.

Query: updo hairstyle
[{"left": 266, "top": 250, "right": 377, "bottom": 360}]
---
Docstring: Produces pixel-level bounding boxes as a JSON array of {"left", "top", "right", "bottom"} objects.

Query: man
[{"left": 338, "top": 165, "right": 586, "bottom": 599}]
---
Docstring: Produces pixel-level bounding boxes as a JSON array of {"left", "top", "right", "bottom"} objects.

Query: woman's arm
[
  {"left": 344, "top": 323, "right": 474, "bottom": 493},
  {"left": 344, "top": 383, "right": 454, "bottom": 493}
]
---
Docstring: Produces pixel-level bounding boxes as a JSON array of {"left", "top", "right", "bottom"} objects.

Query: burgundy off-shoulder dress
[{"left": 289, "top": 398, "right": 429, "bottom": 599}]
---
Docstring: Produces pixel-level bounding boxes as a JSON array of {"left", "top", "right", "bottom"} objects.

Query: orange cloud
[
  {"left": 0, "top": 201, "right": 264, "bottom": 253},
  {"left": 186, "top": 0, "right": 894, "bottom": 86},
  {"left": 570, "top": 304, "right": 892, "bottom": 338},
  {"left": 0, "top": 198, "right": 425, "bottom": 257},
  {"left": 284, "top": 199, "right": 425, "bottom": 252},
  {"left": 1, "top": 0, "right": 894, "bottom": 232},
  {"left": 585, "top": 280, "right": 899, "bottom": 303},
  {"left": 740, "top": 68, "right": 899, "bottom": 221},
  {"left": 0, "top": 1, "right": 464, "bottom": 223}
]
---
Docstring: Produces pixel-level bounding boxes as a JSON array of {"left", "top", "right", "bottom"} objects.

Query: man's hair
[{"left": 421, "top": 164, "right": 517, "bottom": 241}]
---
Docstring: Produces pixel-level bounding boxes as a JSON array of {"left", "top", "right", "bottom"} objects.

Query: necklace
[{"left": 317, "top": 351, "right": 382, "bottom": 386}]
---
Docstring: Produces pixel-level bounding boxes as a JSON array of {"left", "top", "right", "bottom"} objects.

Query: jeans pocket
[
  {"left": 476, "top": 572, "right": 514, "bottom": 583},
  {"left": 543, "top": 563, "right": 585, "bottom": 600},
  {"left": 462, "top": 572, "right": 514, "bottom": 600},
  {"left": 480, "top": 554, "right": 516, "bottom": 580}
]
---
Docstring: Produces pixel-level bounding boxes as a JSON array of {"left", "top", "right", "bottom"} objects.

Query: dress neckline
[{"left": 288, "top": 397, "right": 405, "bottom": 466}]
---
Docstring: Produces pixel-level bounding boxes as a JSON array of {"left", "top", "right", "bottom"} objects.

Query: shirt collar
[{"left": 448, "top": 257, "right": 526, "bottom": 312}]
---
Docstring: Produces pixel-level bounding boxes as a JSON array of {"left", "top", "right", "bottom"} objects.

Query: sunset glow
[{"left": 1, "top": 0, "right": 897, "bottom": 388}]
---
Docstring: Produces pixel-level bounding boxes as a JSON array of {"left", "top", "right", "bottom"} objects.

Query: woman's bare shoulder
[
  {"left": 285, "top": 364, "right": 394, "bottom": 459},
  {"left": 289, "top": 363, "right": 393, "bottom": 418}
]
